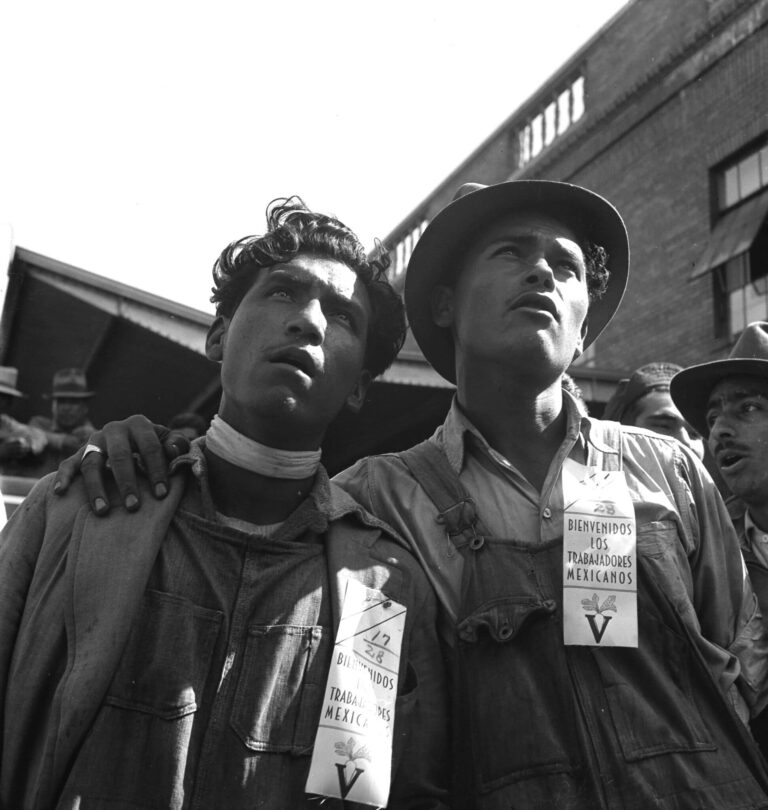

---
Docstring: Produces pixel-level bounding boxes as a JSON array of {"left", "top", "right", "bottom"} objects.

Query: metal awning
[{"left": 690, "top": 190, "right": 768, "bottom": 280}]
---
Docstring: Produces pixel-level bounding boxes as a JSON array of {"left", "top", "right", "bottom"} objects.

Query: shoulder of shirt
[
  {"left": 587, "top": 417, "right": 690, "bottom": 454},
  {"left": 327, "top": 476, "right": 419, "bottom": 552},
  {"left": 584, "top": 418, "right": 708, "bottom": 482}
]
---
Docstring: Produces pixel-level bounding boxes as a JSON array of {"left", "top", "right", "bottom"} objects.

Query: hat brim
[
  {"left": 404, "top": 180, "right": 630, "bottom": 383},
  {"left": 0, "top": 385, "right": 25, "bottom": 398},
  {"left": 671, "top": 358, "right": 768, "bottom": 437}
]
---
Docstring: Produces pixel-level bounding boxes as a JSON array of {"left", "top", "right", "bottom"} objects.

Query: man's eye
[
  {"left": 331, "top": 310, "right": 352, "bottom": 324},
  {"left": 269, "top": 288, "right": 293, "bottom": 300},
  {"left": 555, "top": 259, "right": 581, "bottom": 275}
]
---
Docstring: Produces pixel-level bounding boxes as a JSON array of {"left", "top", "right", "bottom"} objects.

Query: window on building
[
  {"left": 514, "top": 73, "right": 585, "bottom": 170},
  {"left": 691, "top": 140, "right": 768, "bottom": 339},
  {"left": 696, "top": 139, "right": 768, "bottom": 338},
  {"left": 389, "top": 219, "right": 429, "bottom": 281},
  {"left": 712, "top": 225, "right": 768, "bottom": 338},
  {"left": 716, "top": 142, "right": 768, "bottom": 210}
]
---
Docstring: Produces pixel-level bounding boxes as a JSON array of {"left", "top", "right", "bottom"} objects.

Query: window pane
[
  {"left": 745, "top": 281, "right": 767, "bottom": 324},
  {"left": 557, "top": 90, "right": 571, "bottom": 134},
  {"left": 739, "top": 153, "right": 761, "bottom": 198},
  {"left": 544, "top": 102, "right": 557, "bottom": 146},
  {"left": 722, "top": 166, "right": 739, "bottom": 208},
  {"left": 572, "top": 76, "right": 585, "bottom": 121},
  {"left": 531, "top": 114, "right": 543, "bottom": 157},
  {"left": 520, "top": 125, "right": 531, "bottom": 165},
  {"left": 395, "top": 241, "right": 404, "bottom": 277},
  {"left": 725, "top": 253, "right": 748, "bottom": 291},
  {"left": 730, "top": 288, "right": 746, "bottom": 335}
]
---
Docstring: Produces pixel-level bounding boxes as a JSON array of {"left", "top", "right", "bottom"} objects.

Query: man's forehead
[
  {"left": 474, "top": 210, "right": 584, "bottom": 246},
  {"left": 708, "top": 375, "right": 768, "bottom": 404},
  {"left": 266, "top": 254, "right": 364, "bottom": 292}
]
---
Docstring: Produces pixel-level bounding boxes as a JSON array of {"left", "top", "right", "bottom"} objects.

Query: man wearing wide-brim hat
[
  {"left": 338, "top": 180, "right": 768, "bottom": 805},
  {"left": 672, "top": 321, "right": 768, "bottom": 759},
  {"left": 672, "top": 322, "right": 768, "bottom": 615},
  {"left": 52, "top": 180, "right": 768, "bottom": 806},
  {"left": 0, "top": 366, "right": 47, "bottom": 471},
  {"left": 28, "top": 367, "right": 96, "bottom": 475}
]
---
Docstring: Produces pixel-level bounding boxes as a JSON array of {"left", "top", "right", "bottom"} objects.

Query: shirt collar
[
  {"left": 745, "top": 510, "right": 768, "bottom": 545},
  {"left": 439, "top": 388, "right": 590, "bottom": 474},
  {"left": 170, "top": 438, "right": 396, "bottom": 536}
]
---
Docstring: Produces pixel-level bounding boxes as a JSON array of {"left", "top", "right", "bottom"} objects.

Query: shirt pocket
[
  {"left": 230, "top": 624, "right": 329, "bottom": 755},
  {"left": 105, "top": 588, "right": 223, "bottom": 720}
]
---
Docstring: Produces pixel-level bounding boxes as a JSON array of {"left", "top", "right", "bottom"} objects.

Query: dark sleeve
[
  {"left": 388, "top": 560, "right": 452, "bottom": 809},
  {"left": 0, "top": 477, "right": 52, "bottom": 772}
]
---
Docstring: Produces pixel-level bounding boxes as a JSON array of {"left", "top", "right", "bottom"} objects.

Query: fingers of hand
[{"left": 101, "top": 419, "right": 147, "bottom": 511}]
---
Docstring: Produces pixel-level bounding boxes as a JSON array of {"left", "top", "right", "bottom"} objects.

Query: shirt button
[{"left": 543, "top": 507, "right": 552, "bottom": 519}]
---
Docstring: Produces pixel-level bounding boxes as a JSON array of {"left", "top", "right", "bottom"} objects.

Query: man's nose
[
  {"left": 287, "top": 298, "right": 326, "bottom": 344},
  {"left": 524, "top": 259, "right": 555, "bottom": 290},
  {"left": 708, "top": 412, "right": 734, "bottom": 443}
]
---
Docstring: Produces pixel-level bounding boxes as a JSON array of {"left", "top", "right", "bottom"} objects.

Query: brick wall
[{"left": 397, "top": 0, "right": 768, "bottom": 374}]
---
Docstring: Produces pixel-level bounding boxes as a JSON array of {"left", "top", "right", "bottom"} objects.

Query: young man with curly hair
[{"left": 0, "top": 199, "right": 449, "bottom": 809}]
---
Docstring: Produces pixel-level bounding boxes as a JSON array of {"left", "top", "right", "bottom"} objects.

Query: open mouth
[
  {"left": 270, "top": 347, "right": 317, "bottom": 377},
  {"left": 718, "top": 449, "right": 746, "bottom": 472},
  {"left": 511, "top": 294, "right": 558, "bottom": 318}
]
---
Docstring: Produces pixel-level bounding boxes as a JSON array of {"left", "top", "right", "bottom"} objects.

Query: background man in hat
[
  {"left": 0, "top": 366, "right": 47, "bottom": 470},
  {"left": 0, "top": 199, "right": 449, "bottom": 808},
  {"left": 672, "top": 321, "right": 768, "bottom": 623},
  {"left": 28, "top": 367, "right": 96, "bottom": 475},
  {"left": 603, "top": 361, "right": 704, "bottom": 458},
  {"left": 672, "top": 321, "right": 768, "bottom": 757},
  {"left": 53, "top": 182, "right": 768, "bottom": 807}
]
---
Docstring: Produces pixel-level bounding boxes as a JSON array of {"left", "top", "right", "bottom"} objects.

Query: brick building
[{"left": 384, "top": 0, "right": 768, "bottom": 414}]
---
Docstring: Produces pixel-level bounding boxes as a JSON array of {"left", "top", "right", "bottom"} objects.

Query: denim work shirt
[
  {"left": 0, "top": 444, "right": 450, "bottom": 810},
  {"left": 730, "top": 499, "right": 768, "bottom": 629}
]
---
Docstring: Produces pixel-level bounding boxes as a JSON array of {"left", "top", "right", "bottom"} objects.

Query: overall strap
[
  {"left": 398, "top": 440, "right": 490, "bottom": 553},
  {"left": 585, "top": 419, "right": 623, "bottom": 472}
]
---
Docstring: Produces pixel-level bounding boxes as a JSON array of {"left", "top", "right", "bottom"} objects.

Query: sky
[{"left": 0, "top": 0, "right": 629, "bottom": 314}]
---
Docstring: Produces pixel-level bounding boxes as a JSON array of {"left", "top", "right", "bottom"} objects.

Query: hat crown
[
  {"left": 728, "top": 321, "right": 768, "bottom": 361},
  {"left": 51, "top": 367, "right": 92, "bottom": 397},
  {"left": 0, "top": 366, "right": 19, "bottom": 390}
]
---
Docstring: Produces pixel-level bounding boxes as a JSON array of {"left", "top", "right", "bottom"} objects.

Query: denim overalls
[{"left": 400, "top": 428, "right": 768, "bottom": 809}]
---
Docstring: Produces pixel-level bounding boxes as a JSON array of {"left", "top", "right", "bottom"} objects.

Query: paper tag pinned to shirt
[
  {"left": 306, "top": 578, "right": 405, "bottom": 807},
  {"left": 562, "top": 458, "right": 637, "bottom": 647}
]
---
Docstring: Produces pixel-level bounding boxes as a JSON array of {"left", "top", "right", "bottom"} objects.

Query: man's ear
[
  {"left": 431, "top": 284, "right": 455, "bottom": 327},
  {"left": 206, "top": 315, "right": 230, "bottom": 362},
  {"left": 573, "top": 317, "right": 589, "bottom": 362},
  {"left": 345, "top": 370, "right": 372, "bottom": 414}
]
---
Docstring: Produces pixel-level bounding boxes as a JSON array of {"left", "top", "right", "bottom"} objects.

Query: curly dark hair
[
  {"left": 584, "top": 241, "right": 610, "bottom": 303},
  {"left": 211, "top": 197, "right": 406, "bottom": 380}
]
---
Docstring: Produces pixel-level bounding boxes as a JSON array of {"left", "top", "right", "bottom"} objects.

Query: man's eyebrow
[
  {"left": 485, "top": 235, "right": 585, "bottom": 257},
  {"left": 265, "top": 266, "right": 367, "bottom": 320},
  {"left": 708, "top": 388, "right": 768, "bottom": 406},
  {"left": 265, "top": 267, "right": 308, "bottom": 284}
]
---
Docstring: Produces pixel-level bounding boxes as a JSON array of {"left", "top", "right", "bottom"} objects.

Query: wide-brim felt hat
[
  {"left": 0, "top": 366, "right": 25, "bottom": 398},
  {"left": 671, "top": 321, "right": 768, "bottom": 437},
  {"left": 43, "top": 367, "right": 95, "bottom": 399},
  {"left": 404, "top": 180, "right": 630, "bottom": 383}
]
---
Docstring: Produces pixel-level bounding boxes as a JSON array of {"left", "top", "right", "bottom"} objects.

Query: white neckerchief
[{"left": 205, "top": 414, "right": 321, "bottom": 480}]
